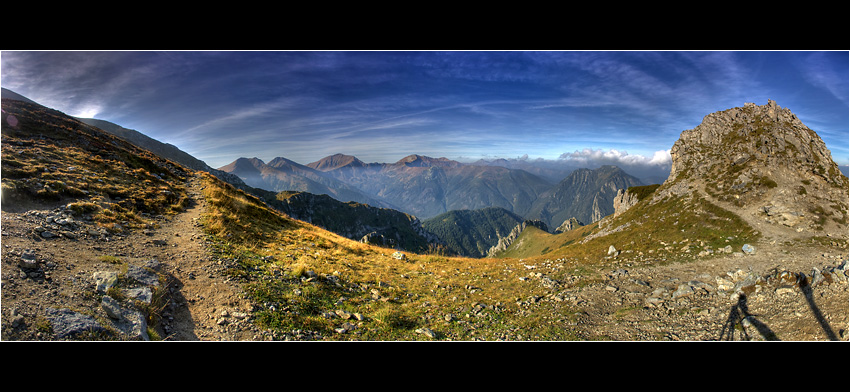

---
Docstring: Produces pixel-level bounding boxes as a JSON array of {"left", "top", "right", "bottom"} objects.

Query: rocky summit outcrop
[
  {"left": 661, "top": 100, "right": 848, "bottom": 236},
  {"left": 669, "top": 100, "right": 841, "bottom": 184}
]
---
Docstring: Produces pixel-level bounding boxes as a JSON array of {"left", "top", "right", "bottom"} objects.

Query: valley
[
  {"left": 216, "top": 151, "right": 651, "bottom": 258},
  {"left": 1, "top": 91, "right": 847, "bottom": 342}
]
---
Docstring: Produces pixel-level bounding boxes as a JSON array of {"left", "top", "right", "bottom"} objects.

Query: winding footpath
[{"left": 154, "top": 174, "right": 266, "bottom": 341}]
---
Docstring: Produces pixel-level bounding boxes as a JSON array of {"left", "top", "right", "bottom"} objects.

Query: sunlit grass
[
  {"left": 194, "top": 172, "right": 604, "bottom": 340},
  {"left": 2, "top": 101, "right": 191, "bottom": 234}
]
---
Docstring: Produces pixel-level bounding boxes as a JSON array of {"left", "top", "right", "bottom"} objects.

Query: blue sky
[{"left": 2, "top": 51, "right": 847, "bottom": 170}]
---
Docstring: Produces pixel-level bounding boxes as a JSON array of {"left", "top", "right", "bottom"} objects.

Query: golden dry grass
[{"left": 196, "top": 172, "right": 593, "bottom": 340}]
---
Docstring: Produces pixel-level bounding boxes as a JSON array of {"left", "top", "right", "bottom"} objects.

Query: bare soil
[{"left": 1, "top": 173, "right": 267, "bottom": 341}]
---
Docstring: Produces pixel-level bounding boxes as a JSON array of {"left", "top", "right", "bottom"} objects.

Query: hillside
[
  {"left": 2, "top": 96, "right": 846, "bottom": 342},
  {"left": 72, "top": 116, "right": 248, "bottom": 189},
  {"left": 422, "top": 207, "right": 525, "bottom": 258},
  {"left": 258, "top": 189, "right": 446, "bottom": 255}
]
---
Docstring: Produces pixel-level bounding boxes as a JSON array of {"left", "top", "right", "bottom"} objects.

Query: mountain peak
[
  {"left": 669, "top": 100, "right": 844, "bottom": 188},
  {"left": 267, "top": 156, "right": 310, "bottom": 170},
  {"left": 396, "top": 154, "right": 461, "bottom": 167},
  {"left": 246, "top": 157, "right": 266, "bottom": 167},
  {"left": 307, "top": 153, "right": 365, "bottom": 171},
  {"left": 217, "top": 157, "right": 266, "bottom": 178}
]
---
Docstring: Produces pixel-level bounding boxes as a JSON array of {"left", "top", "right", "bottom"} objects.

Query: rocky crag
[
  {"left": 554, "top": 217, "right": 584, "bottom": 234},
  {"left": 593, "top": 100, "right": 847, "bottom": 243},
  {"left": 486, "top": 220, "right": 549, "bottom": 257}
]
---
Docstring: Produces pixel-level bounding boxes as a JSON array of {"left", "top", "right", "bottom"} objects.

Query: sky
[{"left": 2, "top": 51, "right": 848, "bottom": 174}]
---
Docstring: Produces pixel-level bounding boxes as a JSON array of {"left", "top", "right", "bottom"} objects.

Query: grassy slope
[
  {"left": 198, "top": 172, "right": 598, "bottom": 340},
  {"left": 493, "top": 184, "right": 760, "bottom": 266},
  {"left": 2, "top": 99, "right": 191, "bottom": 229}
]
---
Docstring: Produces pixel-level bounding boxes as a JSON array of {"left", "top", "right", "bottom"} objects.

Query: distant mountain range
[
  {"left": 219, "top": 153, "right": 644, "bottom": 228},
  {"left": 217, "top": 156, "right": 392, "bottom": 209}
]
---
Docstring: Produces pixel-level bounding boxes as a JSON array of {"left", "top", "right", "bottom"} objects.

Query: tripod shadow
[
  {"left": 719, "top": 276, "right": 841, "bottom": 341},
  {"left": 720, "top": 294, "right": 779, "bottom": 341}
]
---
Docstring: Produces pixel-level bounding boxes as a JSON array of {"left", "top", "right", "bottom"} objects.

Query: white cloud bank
[
  {"left": 555, "top": 148, "right": 673, "bottom": 183},
  {"left": 559, "top": 148, "right": 672, "bottom": 167}
]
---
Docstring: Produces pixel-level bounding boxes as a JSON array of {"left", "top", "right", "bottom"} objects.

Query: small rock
[
  {"left": 18, "top": 250, "right": 38, "bottom": 269},
  {"left": 11, "top": 314, "right": 25, "bottom": 328},
  {"left": 125, "top": 265, "right": 161, "bottom": 287},
  {"left": 672, "top": 284, "right": 695, "bottom": 299},
  {"left": 742, "top": 244, "right": 756, "bottom": 255},
  {"left": 101, "top": 296, "right": 123, "bottom": 319},
  {"left": 93, "top": 271, "right": 119, "bottom": 293},
  {"left": 392, "top": 251, "right": 406, "bottom": 260},
  {"left": 415, "top": 327, "right": 437, "bottom": 339},
  {"left": 775, "top": 285, "right": 797, "bottom": 296},
  {"left": 46, "top": 308, "right": 106, "bottom": 339},
  {"left": 809, "top": 267, "right": 825, "bottom": 287},
  {"left": 125, "top": 287, "right": 153, "bottom": 303}
]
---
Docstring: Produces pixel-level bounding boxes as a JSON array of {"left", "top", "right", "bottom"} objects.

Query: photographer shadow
[{"left": 799, "top": 277, "right": 840, "bottom": 341}]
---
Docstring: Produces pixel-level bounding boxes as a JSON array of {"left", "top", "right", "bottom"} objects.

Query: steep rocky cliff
[{"left": 611, "top": 184, "right": 662, "bottom": 218}]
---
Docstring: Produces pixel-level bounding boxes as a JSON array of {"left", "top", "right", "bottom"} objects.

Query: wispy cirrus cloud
[{"left": 2, "top": 51, "right": 846, "bottom": 168}]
